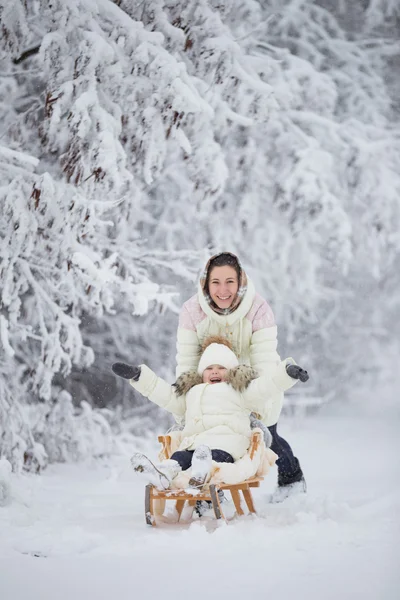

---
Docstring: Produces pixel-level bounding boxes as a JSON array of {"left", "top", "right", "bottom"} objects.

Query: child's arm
[
  {"left": 242, "top": 358, "right": 299, "bottom": 423},
  {"left": 127, "top": 364, "right": 186, "bottom": 417}
]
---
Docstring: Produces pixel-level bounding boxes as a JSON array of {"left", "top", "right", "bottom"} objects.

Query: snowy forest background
[{"left": 0, "top": 0, "right": 399, "bottom": 472}]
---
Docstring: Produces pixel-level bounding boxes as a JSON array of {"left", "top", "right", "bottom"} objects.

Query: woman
[{"left": 175, "top": 251, "right": 308, "bottom": 501}]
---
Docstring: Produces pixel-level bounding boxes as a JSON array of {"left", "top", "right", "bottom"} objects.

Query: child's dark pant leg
[
  {"left": 170, "top": 449, "right": 234, "bottom": 470},
  {"left": 267, "top": 424, "right": 303, "bottom": 484},
  {"left": 170, "top": 450, "right": 194, "bottom": 470},
  {"left": 211, "top": 449, "right": 234, "bottom": 463},
  {"left": 171, "top": 449, "right": 235, "bottom": 471}
]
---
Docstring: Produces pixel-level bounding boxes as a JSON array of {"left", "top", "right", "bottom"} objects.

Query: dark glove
[
  {"left": 112, "top": 363, "right": 141, "bottom": 381},
  {"left": 286, "top": 364, "right": 309, "bottom": 383}
]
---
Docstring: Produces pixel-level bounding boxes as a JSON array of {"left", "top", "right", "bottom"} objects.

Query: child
[{"left": 112, "top": 337, "right": 305, "bottom": 490}]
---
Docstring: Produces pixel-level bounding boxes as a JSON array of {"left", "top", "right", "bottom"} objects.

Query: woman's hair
[{"left": 206, "top": 253, "right": 241, "bottom": 290}]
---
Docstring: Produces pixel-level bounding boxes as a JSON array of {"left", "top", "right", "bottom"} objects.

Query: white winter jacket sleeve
[
  {"left": 242, "top": 358, "right": 298, "bottom": 425},
  {"left": 176, "top": 326, "right": 200, "bottom": 378},
  {"left": 176, "top": 302, "right": 202, "bottom": 377},
  {"left": 129, "top": 365, "right": 186, "bottom": 417},
  {"left": 249, "top": 325, "right": 281, "bottom": 376}
]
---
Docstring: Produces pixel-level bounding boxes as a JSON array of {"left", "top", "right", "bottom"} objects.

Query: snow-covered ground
[{"left": 1, "top": 402, "right": 399, "bottom": 600}]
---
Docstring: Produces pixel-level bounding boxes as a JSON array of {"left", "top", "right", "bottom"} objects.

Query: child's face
[{"left": 202, "top": 364, "right": 227, "bottom": 384}]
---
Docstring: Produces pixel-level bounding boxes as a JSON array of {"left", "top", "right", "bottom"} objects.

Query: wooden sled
[{"left": 144, "top": 431, "right": 264, "bottom": 526}]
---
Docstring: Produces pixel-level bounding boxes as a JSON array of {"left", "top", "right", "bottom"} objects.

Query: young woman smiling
[{"left": 175, "top": 252, "right": 308, "bottom": 500}]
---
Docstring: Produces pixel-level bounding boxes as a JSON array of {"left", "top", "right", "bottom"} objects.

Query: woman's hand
[
  {"left": 112, "top": 363, "right": 141, "bottom": 381},
  {"left": 286, "top": 364, "right": 309, "bottom": 382}
]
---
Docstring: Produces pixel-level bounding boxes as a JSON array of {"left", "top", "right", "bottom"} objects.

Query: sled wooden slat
[
  {"left": 149, "top": 477, "right": 262, "bottom": 499},
  {"left": 242, "top": 488, "right": 256, "bottom": 514},
  {"left": 158, "top": 434, "right": 172, "bottom": 461},
  {"left": 175, "top": 499, "right": 186, "bottom": 519},
  {"left": 151, "top": 489, "right": 219, "bottom": 501},
  {"left": 209, "top": 484, "right": 225, "bottom": 521},
  {"left": 151, "top": 493, "right": 211, "bottom": 500},
  {"left": 230, "top": 488, "right": 245, "bottom": 516},
  {"left": 145, "top": 484, "right": 154, "bottom": 526}
]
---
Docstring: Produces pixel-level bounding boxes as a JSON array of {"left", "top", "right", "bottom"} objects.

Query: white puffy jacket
[
  {"left": 130, "top": 361, "right": 297, "bottom": 460},
  {"left": 176, "top": 277, "right": 283, "bottom": 425}
]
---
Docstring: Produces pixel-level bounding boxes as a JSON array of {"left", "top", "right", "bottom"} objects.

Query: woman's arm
[
  {"left": 250, "top": 325, "right": 281, "bottom": 376},
  {"left": 176, "top": 304, "right": 202, "bottom": 377},
  {"left": 249, "top": 298, "right": 281, "bottom": 376},
  {"left": 130, "top": 365, "right": 186, "bottom": 417}
]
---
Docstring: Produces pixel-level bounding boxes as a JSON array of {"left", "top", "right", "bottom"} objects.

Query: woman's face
[
  {"left": 208, "top": 265, "right": 239, "bottom": 309},
  {"left": 202, "top": 365, "right": 228, "bottom": 384}
]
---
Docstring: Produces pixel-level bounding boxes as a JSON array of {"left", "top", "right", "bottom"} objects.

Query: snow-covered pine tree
[
  {"left": 130, "top": 0, "right": 400, "bottom": 401},
  {"left": 245, "top": 0, "right": 400, "bottom": 395},
  {"left": 0, "top": 0, "right": 209, "bottom": 467},
  {"left": 1, "top": 0, "right": 268, "bottom": 466}
]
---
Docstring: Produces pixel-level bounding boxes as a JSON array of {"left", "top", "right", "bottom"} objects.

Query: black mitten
[
  {"left": 112, "top": 363, "right": 141, "bottom": 381},
  {"left": 286, "top": 364, "right": 309, "bottom": 383}
]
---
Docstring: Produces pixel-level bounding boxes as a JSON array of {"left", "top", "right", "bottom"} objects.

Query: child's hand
[
  {"left": 112, "top": 363, "right": 141, "bottom": 381},
  {"left": 286, "top": 364, "right": 309, "bottom": 382}
]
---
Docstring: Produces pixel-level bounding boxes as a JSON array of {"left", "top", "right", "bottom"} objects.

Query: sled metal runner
[{"left": 143, "top": 432, "right": 264, "bottom": 525}]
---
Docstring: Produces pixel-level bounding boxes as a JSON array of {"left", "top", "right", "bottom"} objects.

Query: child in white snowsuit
[{"left": 112, "top": 337, "right": 301, "bottom": 490}]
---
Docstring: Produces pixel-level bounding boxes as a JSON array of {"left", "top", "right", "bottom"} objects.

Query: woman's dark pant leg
[
  {"left": 170, "top": 450, "right": 194, "bottom": 470},
  {"left": 267, "top": 424, "right": 303, "bottom": 485}
]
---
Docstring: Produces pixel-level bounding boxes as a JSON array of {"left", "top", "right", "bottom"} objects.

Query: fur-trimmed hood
[{"left": 174, "top": 364, "right": 258, "bottom": 397}]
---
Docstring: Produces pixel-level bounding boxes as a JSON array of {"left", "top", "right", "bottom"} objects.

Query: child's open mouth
[{"left": 210, "top": 377, "right": 222, "bottom": 384}]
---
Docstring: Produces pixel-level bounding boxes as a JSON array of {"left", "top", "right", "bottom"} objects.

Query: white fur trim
[{"left": 197, "top": 343, "right": 239, "bottom": 375}]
